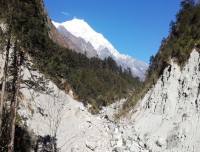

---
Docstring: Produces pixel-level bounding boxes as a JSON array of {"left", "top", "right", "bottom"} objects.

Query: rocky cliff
[{"left": 119, "top": 49, "right": 200, "bottom": 152}]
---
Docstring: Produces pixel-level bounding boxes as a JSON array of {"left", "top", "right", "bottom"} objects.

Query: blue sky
[{"left": 44, "top": 0, "right": 187, "bottom": 63}]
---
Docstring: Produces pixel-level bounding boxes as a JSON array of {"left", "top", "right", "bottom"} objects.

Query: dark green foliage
[
  {"left": 180, "top": 0, "right": 195, "bottom": 10},
  {"left": 0, "top": 111, "right": 35, "bottom": 152},
  {"left": 0, "top": 109, "right": 10, "bottom": 151},
  {"left": 35, "top": 135, "right": 57, "bottom": 152},
  {"left": 146, "top": 0, "right": 200, "bottom": 82},
  {"left": 37, "top": 41, "right": 141, "bottom": 113},
  {"left": 14, "top": 125, "right": 35, "bottom": 152}
]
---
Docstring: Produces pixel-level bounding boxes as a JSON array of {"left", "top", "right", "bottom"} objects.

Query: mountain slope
[
  {"left": 19, "top": 72, "right": 115, "bottom": 151},
  {"left": 57, "top": 25, "right": 98, "bottom": 58},
  {"left": 116, "top": 2, "right": 200, "bottom": 151},
  {"left": 146, "top": 1, "right": 200, "bottom": 85},
  {"left": 120, "top": 49, "right": 200, "bottom": 151},
  {"left": 53, "top": 19, "right": 148, "bottom": 80}
]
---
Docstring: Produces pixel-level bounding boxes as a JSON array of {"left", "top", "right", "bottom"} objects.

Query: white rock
[
  {"left": 108, "top": 123, "right": 116, "bottom": 131},
  {"left": 129, "top": 143, "right": 140, "bottom": 152},
  {"left": 116, "top": 138, "right": 123, "bottom": 147},
  {"left": 110, "top": 140, "right": 116, "bottom": 147},
  {"left": 156, "top": 137, "right": 166, "bottom": 147},
  {"left": 113, "top": 128, "right": 121, "bottom": 140},
  {"left": 122, "top": 50, "right": 200, "bottom": 152},
  {"left": 79, "top": 105, "right": 85, "bottom": 111},
  {"left": 112, "top": 147, "right": 124, "bottom": 152}
]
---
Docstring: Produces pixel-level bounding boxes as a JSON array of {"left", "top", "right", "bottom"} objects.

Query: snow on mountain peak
[
  {"left": 53, "top": 18, "right": 120, "bottom": 56},
  {"left": 53, "top": 18, "right": 148, "bottom": 80},
  {"left": 52, "top": 21, "right": 60, "bottom": 28}
]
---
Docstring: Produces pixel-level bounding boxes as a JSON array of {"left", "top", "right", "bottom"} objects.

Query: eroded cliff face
[
  {"left": 119, "top": 49, "right": 200, "bottom": 152},
  {"left": 18, "top": 69, "right": 118, "bottom": 152}
]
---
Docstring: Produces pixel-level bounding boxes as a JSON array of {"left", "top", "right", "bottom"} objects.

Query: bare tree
[
  {"left": 34, "top": 90, "right": 68, "bottom": 152},
  {"left": 47, "top": 91, "right": 67, "bottom": 152}
]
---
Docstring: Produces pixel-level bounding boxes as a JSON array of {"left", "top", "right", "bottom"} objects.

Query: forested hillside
[{"left": 147, "top": 0, "right": 200, "bottom": 81}]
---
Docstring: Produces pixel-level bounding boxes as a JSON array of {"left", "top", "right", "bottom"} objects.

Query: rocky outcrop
[
  {"left": 119, "top": 49, "right": 200, "bottom": 152},
  {"left": 57, "top": 25, "right": 98, "bottom": 58}
]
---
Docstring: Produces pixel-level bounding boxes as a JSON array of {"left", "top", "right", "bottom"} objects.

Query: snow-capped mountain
[
  {"left": 57, "top": 25, "right": 98, "bottom": 58},
  {"left": 53, "top": 19, "right": 148, "bottom": 81}
]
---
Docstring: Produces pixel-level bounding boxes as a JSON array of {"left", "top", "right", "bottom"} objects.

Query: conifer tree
[
  {"left": 0, "top": 0, "right": 49, "bottom": 150},
  {"left": 0, "top": 0, "right": 12, "bottom": 137},
  {"left": 180, "top": 0, "right": 195, "bottom": 10}
]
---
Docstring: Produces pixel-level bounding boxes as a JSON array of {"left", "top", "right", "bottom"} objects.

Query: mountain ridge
[
  {"left": 53, "top": 18, "right": 148, "bottom": 80},
  {"left": 57, "top": 25, "right": 98, "bottom": 58}
]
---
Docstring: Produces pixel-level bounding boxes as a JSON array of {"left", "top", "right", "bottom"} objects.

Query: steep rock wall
[{"left": 120, "top": 49, "right": 200, "bottom": 152}]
